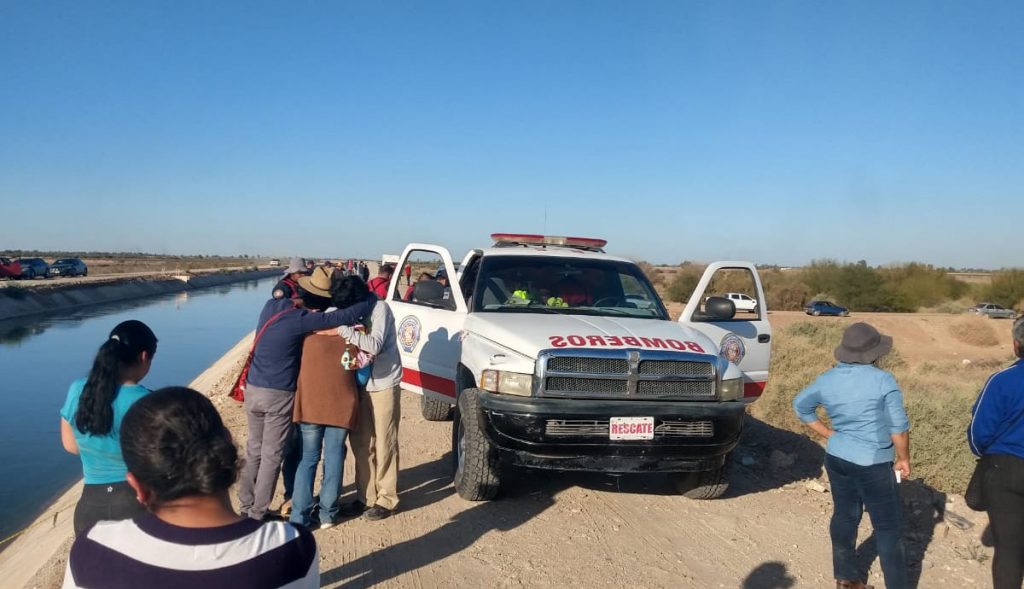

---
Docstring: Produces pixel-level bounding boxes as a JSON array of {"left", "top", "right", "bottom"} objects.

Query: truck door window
[
  {"left": 694, "top": 267, "right": 761, "bottom": 321},
  {"left": 396, "top": 250, "right": 456, "bottom": 311}
]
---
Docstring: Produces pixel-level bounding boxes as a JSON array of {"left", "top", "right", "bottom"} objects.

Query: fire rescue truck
[{"left": 386, "top": 234, "right": 771, "bottom": 501}]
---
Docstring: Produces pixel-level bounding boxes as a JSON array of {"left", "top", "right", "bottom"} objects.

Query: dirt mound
[{"left": 949, "top": 316, "right": 1000, "bottom": 347}]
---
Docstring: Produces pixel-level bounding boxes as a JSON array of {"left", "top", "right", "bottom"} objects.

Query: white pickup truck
[{"left": 385, "top": 234, "right": 772, "bottom": 501}]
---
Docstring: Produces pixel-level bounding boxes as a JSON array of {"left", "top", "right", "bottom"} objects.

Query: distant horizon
[{"left": 0, "top": 245, "right": 1013, "bottom": 273}]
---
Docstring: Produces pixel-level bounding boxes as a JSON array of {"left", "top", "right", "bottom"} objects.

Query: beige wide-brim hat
[
  {"left": 297, "top": 266, "right": 333, "bottom": 298},
  {"left": 834, "top": 322, "right": 893, "bottom": 364}
]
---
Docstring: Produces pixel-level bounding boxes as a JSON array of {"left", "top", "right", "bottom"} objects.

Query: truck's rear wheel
[
  {"left": 451, "top": 388, "right": 501, "bottom": 501},
  {"left": 676, "top": 456, "right": 730, "bottom": 500},
  {"left": 420, "top": 394, "right": 453, "bottom": 421}
]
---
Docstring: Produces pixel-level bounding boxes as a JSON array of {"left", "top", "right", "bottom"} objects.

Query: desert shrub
[
  {"left": 664, "top": 267, "right": 702, "bottom": 303},
  {"left": 987, "top": 269, "right": 1024, "bottom": 309},
  {"left": 925, "top": 298, "right": 970, "bottom": 314},
  {"left": 637, "top": 261, "right": 664, "bottom": 287},
  {"left": 948, "top": 316, "right": 1000, "bottom": 347},
  {"left": 881, "top": 263, "right": 968, "bottom": 309},
  {"left": 761, "top": 269, "right": 811, "bottom": 311}
]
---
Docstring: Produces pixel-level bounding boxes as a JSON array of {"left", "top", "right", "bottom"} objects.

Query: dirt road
[
  {"left": 224, "top": 362, "right": 997, "bottom": 587},
  {"left": 25, "top": 320, "right": 999, "bottom": 589}
]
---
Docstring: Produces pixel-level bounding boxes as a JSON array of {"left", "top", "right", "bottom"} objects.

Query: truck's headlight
[
  {"left": 719, "top": 377, "right": 743, "bottom": 401},
  {"left": 480, "top": 369, "right": 533, "bottom": 397}
]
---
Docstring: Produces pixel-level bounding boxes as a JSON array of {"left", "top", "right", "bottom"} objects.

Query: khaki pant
[{"left": 353, "top": 385, "right": 401, "bottom": 510}]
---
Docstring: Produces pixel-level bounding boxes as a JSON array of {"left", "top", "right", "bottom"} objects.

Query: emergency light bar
[{"left": 490, "top": 233, "right": 607, "bottom": 251}]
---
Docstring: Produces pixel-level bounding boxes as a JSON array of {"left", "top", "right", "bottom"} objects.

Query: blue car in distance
[{"left": 805, "top": 300, "right": 849, "bottom": 317}]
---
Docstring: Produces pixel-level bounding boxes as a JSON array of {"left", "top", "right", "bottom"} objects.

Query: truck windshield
[{"left": 473, "top": 256, "right": 668, "bottom": 320}]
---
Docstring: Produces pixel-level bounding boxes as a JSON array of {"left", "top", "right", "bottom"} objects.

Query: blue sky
[{"left": 1, "top": 2, "right": 1021, "bottom": 268}]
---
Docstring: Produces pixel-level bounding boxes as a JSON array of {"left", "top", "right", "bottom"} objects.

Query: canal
[{"left": 0, "top": 276, "right": 276, "bottom": 542}]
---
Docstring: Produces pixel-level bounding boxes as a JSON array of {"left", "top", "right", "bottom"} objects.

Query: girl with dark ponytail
[
  {"left": 62, "top": 388, "right": 319, "bottom": 588},
  {"left": 59, "top": 319, "right": 158, "bottom": 536}
]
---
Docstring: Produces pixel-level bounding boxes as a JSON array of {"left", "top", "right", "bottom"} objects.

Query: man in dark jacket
[{"left": 239, "top": 266, "right": 376, "bottom": 521}]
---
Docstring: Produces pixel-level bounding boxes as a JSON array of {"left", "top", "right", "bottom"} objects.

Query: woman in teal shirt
[{"left": 60, "top": 320, "right": 158, "bottom": 536}]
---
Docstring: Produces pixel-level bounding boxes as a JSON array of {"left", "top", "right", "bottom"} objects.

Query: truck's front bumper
[{"left": 478, "top": 392, "right": 745, "bottom": 474}]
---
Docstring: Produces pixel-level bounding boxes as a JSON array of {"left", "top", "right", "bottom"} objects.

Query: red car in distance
[{"left": 0, "top": 257, "right": 21, "bottom": 279}]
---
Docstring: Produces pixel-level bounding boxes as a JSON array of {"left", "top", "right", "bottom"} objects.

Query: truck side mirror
[{"left": 700, "top": 296, "right": 736, "bottom": 321}]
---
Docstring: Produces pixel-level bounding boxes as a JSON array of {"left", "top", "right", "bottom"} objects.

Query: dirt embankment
[{"left": 0, "top": 268, "right": 279, "bottom": 321}]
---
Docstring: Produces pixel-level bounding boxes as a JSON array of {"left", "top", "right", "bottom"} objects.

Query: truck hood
[{"left": 463, "top": 313, "right": 720, "bottom": 360}]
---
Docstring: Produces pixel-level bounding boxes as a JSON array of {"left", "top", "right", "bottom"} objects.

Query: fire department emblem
[
  {"left": 398, "top": 316, "right": 422, "bottom": 353},
  {"left": 720, "top": 333, "right": 746, "bottom": 365}
]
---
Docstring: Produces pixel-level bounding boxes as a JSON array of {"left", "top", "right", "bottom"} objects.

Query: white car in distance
[{"left": 706, "top": 292, "right": 758, "bottom": 313}]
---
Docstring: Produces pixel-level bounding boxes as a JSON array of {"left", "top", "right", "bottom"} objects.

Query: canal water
[{"left": 0, "top": 277, "right": 277, "bottom": 543}]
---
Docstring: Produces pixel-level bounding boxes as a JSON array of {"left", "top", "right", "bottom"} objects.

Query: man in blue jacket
[
  {"left": 239, "top": 266, "right": 376, "bottom": 521},
  {"left": 969, "top": 316, "right": 1024, "bottom": 589}
]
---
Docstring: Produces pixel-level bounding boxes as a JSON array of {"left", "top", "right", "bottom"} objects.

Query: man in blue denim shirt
[{"left": 793, "top": 322, "right": 911, "bottom": 589}]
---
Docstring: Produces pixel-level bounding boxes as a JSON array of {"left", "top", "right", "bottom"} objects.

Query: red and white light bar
[{"left": 490, "top": 233, "right": 608, "bottom": 250}]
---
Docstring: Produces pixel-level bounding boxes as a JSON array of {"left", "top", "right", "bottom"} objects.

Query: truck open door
[
  {"left": 386, "top": 243, "right": 467, "bottom": 420},
  {"left": 679, "top": 261, "right": 772, "bottom": 402}
]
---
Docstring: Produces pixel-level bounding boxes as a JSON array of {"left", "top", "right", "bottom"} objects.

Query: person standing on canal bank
[
  {"left": 332, "top": 278, "right": 404, "bottom": 521},
  {"left": 367, "top": 263, "right": 394, "bottom": 299},
  {"left": 288, "top": 277, "right": 365, "bottom": 529},
  {"left": 63, "top": 387, "right": 318, "bottom": 588},
  {"left": 968, "top": 317, "right": 1024, "bottom": 589},
  {"left": 59, "top": 320, "right": 158, "bottom": 536},
  {"left": 272, "top": 257, "right": 308, "bottom": 300},
  {"left": 239, "top": 266, "right": 375, "bottom": 522},
  {"left": 792, "top": 322, "right": 911, "bottom": 589}
]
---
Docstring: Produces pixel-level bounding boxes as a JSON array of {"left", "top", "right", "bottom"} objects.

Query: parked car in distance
[
  {"left": 15, "top": 258, "right": 49, "bottom": 279},
  {"left": 0, "top": 257, "right": 21, "bottom": 279},
  {"left": 805, "top": 300, "right": 849, "bottom": 317},
  {"left": 708, "top": 292, "right": 758, "bottom": 313},
  {"left": 48, "top": 257, "right": 88, "bottom": 277},
  {"left": 969, "top": 302, "right": 1017, "bottom": 319},
  {"left": 268, "top": 258, "right": 281, "bottom": 266}
]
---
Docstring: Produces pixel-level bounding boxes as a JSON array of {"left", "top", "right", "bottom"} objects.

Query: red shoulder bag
[{"left": 229, "top": 307, "right": 296, "bottom": 402}]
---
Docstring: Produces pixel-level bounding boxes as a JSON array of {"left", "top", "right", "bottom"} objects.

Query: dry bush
[
  {"left": 948, "top": 316, "right": 1000, "bottom": 347},
  {"left": 755, "top": 320, "right": 993, "bottom": 494}
]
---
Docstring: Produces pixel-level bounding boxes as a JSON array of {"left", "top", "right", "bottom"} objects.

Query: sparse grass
[
  {"left": 753, "top": 320, "right": 999, "bottom": 494},
  {"left": 948, "top": 315, "right": 1000, "bottom": 347}
]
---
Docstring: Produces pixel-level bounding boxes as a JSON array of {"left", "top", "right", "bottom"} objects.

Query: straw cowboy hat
[
  {"left": 834, "top": 322, "right": 893, "bottom": 364},
  {"left": 297, "top": 266, "right": 334, "bottom": 298}
]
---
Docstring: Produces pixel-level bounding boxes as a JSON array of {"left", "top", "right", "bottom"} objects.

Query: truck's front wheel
[
  {"left": 451, "top": 389, "right": 501, "bottom": 501},
  {"left": 675, "top": 456, "right": 731, "bottom": 500},
  {"left": 421, "top": 394, "right": 453, "bottom": 421}
]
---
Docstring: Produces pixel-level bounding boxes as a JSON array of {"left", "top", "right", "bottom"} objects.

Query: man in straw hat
[
  {"left": 793, "top": 322, "right": 911, "bottom": 589},
  {"left": 239, "top": 266, "right": 376, "bottom": 522}
]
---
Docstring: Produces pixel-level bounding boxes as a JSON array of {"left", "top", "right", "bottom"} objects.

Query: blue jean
[
  {"left": 290, "top": 423, "right": 348, "bottom": 527},
  {"left": 825, "top": 454, "right": 908, "bottom": 588}
]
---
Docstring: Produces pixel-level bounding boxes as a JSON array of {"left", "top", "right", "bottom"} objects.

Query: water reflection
[{"left": 0, "top": 277, "right": 274, "bottom": 542}]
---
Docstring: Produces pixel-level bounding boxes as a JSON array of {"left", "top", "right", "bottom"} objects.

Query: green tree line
[{"left": 655, "top": 261, "right": 1024, "bottom": 312}]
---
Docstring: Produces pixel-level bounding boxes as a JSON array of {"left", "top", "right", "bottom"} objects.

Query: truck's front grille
[
  {"left": 544, "top": 419, "right": 714, "bottom": 438},
  {"left": 539, "top": 349, "right": 718, "bottom": 401},
  {"left": 547, "top": 357, "right": 628, "bottom": 374},
  {"left": 546, "top": 377, "right": 628, "bottom": 395},
  {"left": 638, "top": 360, "right": 712, "bottom": 377},
  {"left": 636, "top": 381, "right": 715, "bottom": 399}
]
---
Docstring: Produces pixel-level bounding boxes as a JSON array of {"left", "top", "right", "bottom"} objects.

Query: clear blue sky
[{"left": 1, "top": 2, "right": 1021, "bottom": 268}]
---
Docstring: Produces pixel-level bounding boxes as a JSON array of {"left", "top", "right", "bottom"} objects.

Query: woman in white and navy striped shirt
[{"left": 63, "top": 387, "right": 318, "bottom": 589}]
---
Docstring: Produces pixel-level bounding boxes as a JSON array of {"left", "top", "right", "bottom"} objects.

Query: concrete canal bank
[
  {"left": 0, "top": 334, "right": 254, "bottom": 589},
  {"left": 0, "top": 268, "right": 279, "bottom": 321}
]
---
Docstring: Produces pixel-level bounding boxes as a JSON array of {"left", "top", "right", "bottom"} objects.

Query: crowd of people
[{"left": 53, "top": 257, "right": 1024, "bottom": 588}]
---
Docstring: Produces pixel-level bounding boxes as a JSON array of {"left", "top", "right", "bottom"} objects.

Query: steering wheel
[{"left": 592, "top": 296, "right": 624, "bottom": 307}]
